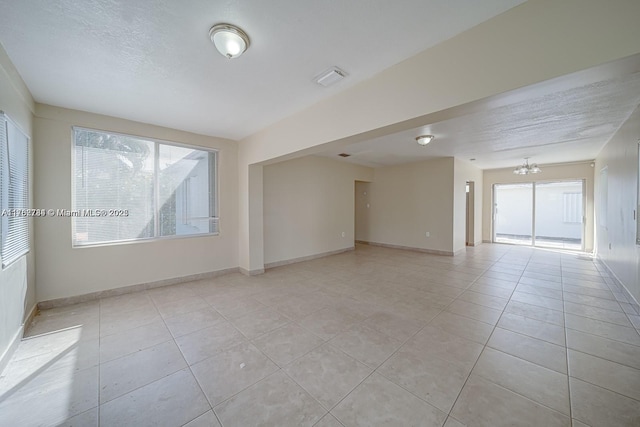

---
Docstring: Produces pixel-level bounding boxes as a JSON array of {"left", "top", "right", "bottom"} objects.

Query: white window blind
[
  {"left": 1, "top": 112, "right": 30, "bottom": 268},
  {"left": 73, "top": 128, "right": 218, "bottom": 246},
  {"left": 563, "top": 192, "right": 582, "bottom": 223}
]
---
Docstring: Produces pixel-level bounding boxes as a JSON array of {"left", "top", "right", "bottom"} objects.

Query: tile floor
[{"left": 1, "top": 244, "right": 640, "bottom": 426}]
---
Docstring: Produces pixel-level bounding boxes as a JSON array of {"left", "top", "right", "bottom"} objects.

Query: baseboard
[
  {"left": 596, "top": 257, "right": 640, "bottom": 313},
  {"left": 239, "top": 267, "right": 265, "bottom": 276},
  {"left": 482, "top": 239, "right": 492, "bottom": 243},
  {"left": 265, "top": 247, "right": 355, "bottom": 269},
  {"left": 363, "top": 241, "right": 454, "bottom": 256},
  {"left": 38, "top": 267, "right": 239, "bottom": 310},
  {"left": 0, "top": 303, "right": 37, "bottom": 375}
]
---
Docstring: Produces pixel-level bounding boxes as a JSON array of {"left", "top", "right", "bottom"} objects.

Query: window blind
[{"left": 1, "top": 112, "right": 30, "bottom": 268}]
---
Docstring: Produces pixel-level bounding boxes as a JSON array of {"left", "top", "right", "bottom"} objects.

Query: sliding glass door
[
  {"left": 494, "top": 183, "right": 533, "bottom": 245},
  {"left": 493, "top": 180, "right": 584, "bottom": 251}
]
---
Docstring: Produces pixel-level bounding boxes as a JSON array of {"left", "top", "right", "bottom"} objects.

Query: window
[
  {"left": 73, "top": 128, "right": 218, "bottom": 246},
  {"left": 0, "top": 112, "right": 30, "bottom": 268}
]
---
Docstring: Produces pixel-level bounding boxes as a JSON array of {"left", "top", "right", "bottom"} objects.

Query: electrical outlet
[{"left": 425, "top": 232, "right": 430, "bottom": 237}]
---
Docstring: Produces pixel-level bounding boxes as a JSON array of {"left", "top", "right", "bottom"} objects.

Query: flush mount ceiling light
[
  {"left": 209, "top": 23, "right": 250, "bottom": 59},
  {"left": 314, "top": 67, "right": 347, "bottom": 87},
  {"left": 513, "top": 158, "right": 542, "bottom": 175},
  {"left": 415, "top": 135, "right": 434, "bottom": 146}
]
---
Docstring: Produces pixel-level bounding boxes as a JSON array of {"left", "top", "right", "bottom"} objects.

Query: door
[{"left": 494, "top": 183, "right": 533, "bottom": 245}]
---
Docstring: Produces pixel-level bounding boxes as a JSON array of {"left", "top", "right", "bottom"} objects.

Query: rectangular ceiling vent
[
  {"left": 315, "top": 67, "right": 347, "bottom": 87},
  {"left": 338, "top": 153, "right": 351, "bottom": 157}
]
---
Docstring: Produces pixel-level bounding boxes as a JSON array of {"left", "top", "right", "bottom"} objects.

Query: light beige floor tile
[
  {"left": 565, "top": 313, "right": 640, "bottom": 346},
  {"left": 252, "top": 324, "right": 325, "bottom": 366},
  {"left": 25, "top": 312, "right": 100, "bottom": 342},
  {"left": 191, "top": 341, "right": 278, "bottom": 406},
  {"left": 473, "top": 276, "right": 517, "bottom": 290},
  {"left": 488, "top": 327, "right": 567, "bottom": 374},
  {"left": 410, "top": 325, "right": 484, "bottom": 370},
  {"left": 458, "top": 291, "right": 509, "bottom": 310},
  {"left": 299, "top": 307, "right": 361, "bottom": 341},
  {"left": 450, "top": 374, "right": 570, "bottom": 427},
  {"left": 175, "top": 321, "right": 246, "bottom": 365},
  {"left": 285, "top": 344, "right": 371, "bottom": 409},
  {"left": 515, "top": 283, "right": 563, "bottom": 300},
  {"left": 563, "top": 292, "right": 622, "bottom": 312},
  {"left": 100, "top": 368, "right": 209, "bottom": 427},
  {"left": 99, "top": 292, "right": 155, "bottom": 316},
  {"left": 332, "top": 373, "right": 447, "bottom": 427},
  {"left": 275, "top": 295, "right": 326, "bottom": 320},
  {"left": 498, "top": 312, "right": 565, "bottom": 346},
  {"left": 329, "top": 324, "right": 402, "bottom": 368},
  {"left": 99, "top": 307, "right": 161, "bottom": 337},
  {"left": 570, "top": 377, "right": 640, "bottom": 427},
  {"left": 99, "top": 320, "right": 172, "bottom": 363},
  {"left": 473, "top": 347, "right": 570, "bottom": 415},
  {"left": 314, "top": 413, "right": 344, "bottom": 427},
  {"left": 155, "top": 295, "right": 210, "bottom": 319},
  {"left": 183, "top": 410, "right": 222, "bottom": 427},
  {"left": 446, "top": 299, "right": 502, "bottom": 325},
  {"left": 505, "top": 300, "right": 565, "bottom": 326},
  {"left": 467, "top": 283, "right": 514, "bottom": 299},
  {"left": 566, "top": 329, "right": 640, "bottom": 370},
  {"left": 214, "top": 371, "right": 326, "bottom": 427},
  {"left": 511, "top": 291, "right": 564, "bottom": 312},
  {"left": 568, "top": 349, "right": 640, "bottom": 401},
  {"left": 518, "top": 276, "right": 563, "bottom": 290},
  {"left": 522, "top": 271, "right": 562, "bottom": 283},
  {"left": 99, "top": 340, "right": 187, "bottom": 403},
  {"left": 361, "top": 311, "right": 425, "bottom": 341},
  {"left": 57, "top": 407, "right": 98, "bottom": 427},
  {"left": 206, "top": 295, "right": 266, "bottom": 319},
  {"left": 164, "top": 307, "right": 224, "bottom": 338},
  {"left": 378, "top": 343, "right": 470, "bottom": 413},
  {"left": 444, "top": 416, "right": 467, "bottom": 427},
  {"left": 562, "top": 285, "right": 614, "bottom": 300},
  {"left": 429, "top": 311, "right": 494, "bottom": 345},
  {"left": 146, "top": 285, "right": 198, "bottom": 306},
  {"left": 0, "top": 366, "right": 98, "bottom": 427},
  {"left": 231, "top": 308, "right": 290, "bottom": 339}
]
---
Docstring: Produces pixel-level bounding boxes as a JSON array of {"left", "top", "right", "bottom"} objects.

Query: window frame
[
  {"left": 0, "top": 111, "right": 30, "bottom": 269},
  {"left": 71, "top": 126, "right": 219, "bottom": 248}
]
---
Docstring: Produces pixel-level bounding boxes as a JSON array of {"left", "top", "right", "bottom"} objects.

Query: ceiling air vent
[
  {"left": 315, "top": 67, "right": 347, "bottom": 87},
  {"left": 338, "top": 153, "right": 351, "bottom": 157}
]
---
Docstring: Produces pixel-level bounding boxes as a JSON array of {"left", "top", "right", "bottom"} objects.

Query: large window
[
  {"left": 0, "top": 112, "right": 30, "bottom": 268},
  {"left": 73, "top": 128, "right": 218, "bottom": 246}
]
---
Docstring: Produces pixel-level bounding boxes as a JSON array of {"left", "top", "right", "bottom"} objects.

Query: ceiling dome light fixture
[
  {"left": 415, "top": 135, "right": 434, "bottom": 146},
  {"left": 209, "top": 23, "right": 250, "bottom": 59},
  {"left": 513, "top": 158, "right": 542, "bottom": 175}
]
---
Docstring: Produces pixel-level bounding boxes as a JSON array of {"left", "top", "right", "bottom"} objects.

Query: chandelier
[{"left": 513, "top": 158, "right": 541, "bottom": 175}]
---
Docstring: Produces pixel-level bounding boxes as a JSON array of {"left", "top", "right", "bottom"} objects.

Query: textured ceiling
[
  {"left": 317, "top": 64, "right": 640, "bottom": 170},
  {"left": 0, "top": 0, "right": 525, "bottom": 140}
]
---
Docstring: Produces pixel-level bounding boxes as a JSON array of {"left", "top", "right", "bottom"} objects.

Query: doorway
[{"left": 493, "top": 180, "right": 584, "bottom": 250}]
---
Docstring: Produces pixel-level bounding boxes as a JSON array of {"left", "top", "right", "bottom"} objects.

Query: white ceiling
[
  {"left": 317, "top": 62, "right": 640, "bottom": 170},
  {"left": 0, "top": 0, "right": 525, "bottom": 140}
]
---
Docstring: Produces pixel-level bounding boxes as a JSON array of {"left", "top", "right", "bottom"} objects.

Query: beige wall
[
  {"left": 263, "top": 156, "right": 372, "bottom": 265},
  {"left": 594, "top": 106, "right": 640, "bottom": 303},
  {"left": 33, "top": 105, "right": 239, "bottom": 301},
  {"left": 0, "top": 45, "right": 36, "bottom": 371},
  {"left": 365, "top": 158, "right": 455, "bottom": 254},
  {"left": 454, "top": 159, "right": 483, "bottom": 251},
  {"left": 237, "top": 0, "right": 640, "bottom": 272},
  {"left": 482, "top": 162, "right": 595, "bottom": 251}
]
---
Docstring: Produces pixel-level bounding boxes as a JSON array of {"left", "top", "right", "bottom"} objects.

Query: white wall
[
  {"left": 483, "top": 162, "right": 595, "bottom": 251},
  {"left": 0, "top": 45, "right": 36, "bottom": 372},
  {"left": 595, "top": 106, "right": 640, "bottom": 303},
  {"left": 263, "top": 156, "right": 373, "bottom": 265},
  {"left": 33, "top": 105, "right": 239, "bottom": 301},
  {"left": 365, "top": 158, "right": 455, "bottom": 254},
  {"left": 454, "top": 158, "right": 483, "bottom": 252}
]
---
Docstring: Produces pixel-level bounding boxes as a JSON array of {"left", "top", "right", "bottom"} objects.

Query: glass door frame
[{"left": 492, "top": 179, "right": 586, "bottom": 251}]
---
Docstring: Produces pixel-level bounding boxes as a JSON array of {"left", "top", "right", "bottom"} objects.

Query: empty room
[{"left": 1, "top": 1, "right": 640, "bottom": 426}]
